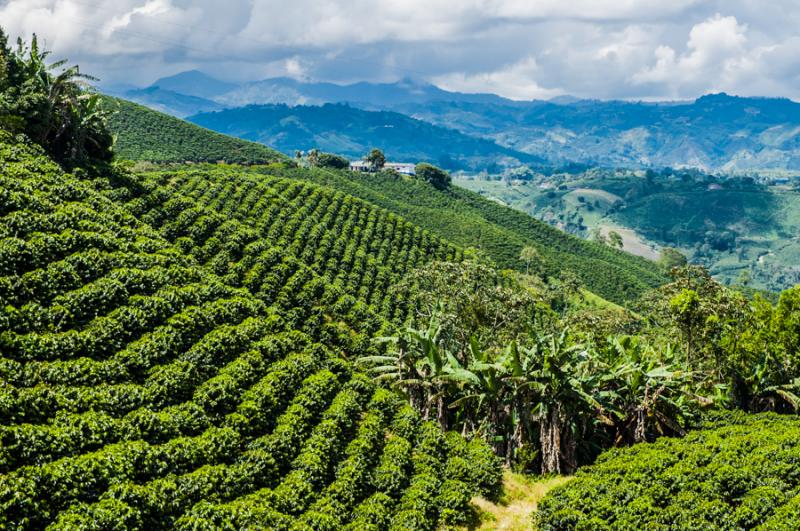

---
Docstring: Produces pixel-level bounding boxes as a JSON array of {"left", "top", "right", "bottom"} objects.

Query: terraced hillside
[
  {"left": 105, "top": 98, "right": 667, "bottom": 304},
  {"left": 260, "top": 166, "right": 668, "bottom": 304},
  {"left": 0, "top": 134, "right": 499, "bottom": 529},
  {"left": 536, "top": 413, "right": 800, "bottom": 529},
  {"left": 108, "top": 167, "right": 462, "bottom": 326},
  {"left": 104, "top": 98, "right": 287, "bottom": 165}
]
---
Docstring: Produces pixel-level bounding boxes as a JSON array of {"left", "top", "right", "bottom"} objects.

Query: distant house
[
  {"left": 349, "top": 160, "right": 372, "bottom": 172},
  {"left": 349, "top": 160, "right": 416, "bottom": 175},
  {"left": 385, "top": 162, "right": 416, "bottom": 175}
]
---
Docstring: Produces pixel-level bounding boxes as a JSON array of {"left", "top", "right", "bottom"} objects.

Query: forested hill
[{"left": 103, "top": 97, "right": 287, "bottom": 165}]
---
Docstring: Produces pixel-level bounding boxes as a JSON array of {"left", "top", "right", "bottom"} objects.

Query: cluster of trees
[
  {"left": 360, "top": 259, "right": 800, "bottom": 476},
  {"left": 0, "top": 29, "right": 112, "bottom": 167}
]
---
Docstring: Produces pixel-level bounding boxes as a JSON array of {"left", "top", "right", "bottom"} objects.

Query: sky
[{"left": 1, "top": 0, "right": 800, "bottom": 101}]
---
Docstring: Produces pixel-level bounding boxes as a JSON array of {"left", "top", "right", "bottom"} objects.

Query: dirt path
[{"left": 467, "top": 472, "right": 572, "bottom": 530}]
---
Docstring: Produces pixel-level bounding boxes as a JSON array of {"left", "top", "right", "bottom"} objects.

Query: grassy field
[{"left": 466, "top": 473, "right": 572, "bottom": 531}]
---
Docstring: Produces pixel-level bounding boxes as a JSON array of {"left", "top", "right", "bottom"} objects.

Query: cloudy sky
[{"left": 2, "top": 0, "right": 800, "bottom": 100}]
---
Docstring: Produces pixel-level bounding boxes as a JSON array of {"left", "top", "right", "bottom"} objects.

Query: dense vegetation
[
  {"left": 4, "top": 31, "right": 800, "bottom": 530},
  {"left": 0, "top": 30, "right": 112, "bottom": 167},
  {"left": 109, "top": 165, "right": 461, "bottom": 326},
  {"left": 0, "top": 133, "right": 500, "bottom": 529},
  {"left": 104, "top": 97, "right": 286, "bottom": 165},
  {"left": 259, "top": 164, "right": 667, "bottom": 304},
  {"left": 536, "top": 412, "right": 800, "bottom": 529},
  {"left": 358, "top": 260, "right": 800, "bottom": 481}
]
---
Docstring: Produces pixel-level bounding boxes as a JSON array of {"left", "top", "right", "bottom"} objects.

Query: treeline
[{"left": 359, "top": 260, "right": 800, "bottom": 477}]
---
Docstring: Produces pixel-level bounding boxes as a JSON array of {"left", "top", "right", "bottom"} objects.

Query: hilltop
[{"left": 104, "top": 97, "right": 287, "bottom": 165}]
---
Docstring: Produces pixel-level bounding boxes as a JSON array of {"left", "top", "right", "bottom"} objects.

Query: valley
[{"left": 458, "top": 169, "right": 800, "bottom": 292}]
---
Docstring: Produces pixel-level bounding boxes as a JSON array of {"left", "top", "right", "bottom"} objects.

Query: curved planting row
[
  {"left": 113, "top": 168, "right": 461, "bottom": 324},
  {"left": 0, "top": 134, "right": 499, "bottom": 529}
]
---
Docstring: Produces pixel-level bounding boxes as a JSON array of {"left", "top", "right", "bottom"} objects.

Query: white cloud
[
  {"left": 434, "top": 57, "right": 562, "bottom": 100},
  {"left": 633, "top": 14, "right": 748, "bottom": 96},
  {"left": 0, "top": 0, "right": 799, "bottom": 99}
]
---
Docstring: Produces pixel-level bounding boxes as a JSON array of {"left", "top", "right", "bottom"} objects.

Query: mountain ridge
[{"left": 108, "top": 69, "right": 800, "bottom": 172}]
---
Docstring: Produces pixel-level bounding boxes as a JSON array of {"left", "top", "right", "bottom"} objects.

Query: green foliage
[
  {"left": 659, "top": 247, "right": 687, "bottom": 269},
  {"left": 415, "top": 163, "right": 451, "bottom": 190},
  {"left": 536, "top": 413, "right": 800, "bottom": 530},
  {"left": 104, "top": 97, "right": 286, "bottom": 165},
  {"left": 0, "top": 28, "right": 112, "bottom": 167},
  {"left": 110, "top": 166, "right": 461, "bottom": 327},
  {"left": 0, "top": 133, "right": 499, "bottom": 529},
  {"left": 260, "top": 164, "right": 667, "bottom": 304},
  {"left": 366, "top": 148, "right": 386, "bottom": 170},
  {"left": 308, "top": 149, "right": 350, "bottom": 169}
]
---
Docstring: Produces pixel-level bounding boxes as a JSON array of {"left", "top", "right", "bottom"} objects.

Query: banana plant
[{"left": 597, "top": 336, "right": 692, "bottom": 445}]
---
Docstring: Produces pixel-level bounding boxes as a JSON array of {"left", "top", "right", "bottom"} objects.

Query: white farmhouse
[
  {"left": 349, "top": 160, "right": 417, "bottom": 175},
  {"left": 349, "top": 160, "right": 372, "bottom": 172}
]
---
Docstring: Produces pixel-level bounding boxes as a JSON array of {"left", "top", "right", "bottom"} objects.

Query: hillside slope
[
  {"left": 104, "top": 97, "right": 287, "bottom": 165},
  {"left": 259, "top": 166, "right": 667, "bottom": 304},
  {"left": 0, "top": 133, "right": 499, "bottom": 528},
  {"left": 110, "top": 165, "right": 462, "bottom": 325},
  {"left": 106, "top": 99, "right": 666, "bottom": 303},
  {"left": 536, "top": 413, "right": 800, "bottom": 529}
]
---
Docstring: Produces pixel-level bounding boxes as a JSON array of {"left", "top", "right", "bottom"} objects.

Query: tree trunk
[
  {"left": 436, "top": 394, "right": 448, "bottom": 431},
  {"left": 540, "top": 404, "right": 562, "bottom": 475}
]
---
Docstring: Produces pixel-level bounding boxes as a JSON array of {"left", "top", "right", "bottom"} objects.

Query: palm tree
[
  {"left": 359, "top": 316, "right": 454, "bottom": 429},
  {"left": 444, "top": 338, "right": 512, "bottom": 461},
  {"left": 3, "top": 33, "right": 112, "bottom": 165}
]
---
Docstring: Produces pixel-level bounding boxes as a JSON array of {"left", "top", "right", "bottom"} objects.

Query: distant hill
[
  {"left": 104, "top": 97, "right": 286, "bottom": 164},
  {"left": 121, "top": 86, "right": 224, "bottom": 117},
  {"left": 106, "top": 70, "right": 519, "bottom": 117},
  {"left": 149, "top": 69, "right": 238, "bottom": 99},
  {"left": 188, "top": 103, "right": 541, "bottom": 171},
  {"left": 110, "top": 69, "right": 800, "bottom": 172},
  {"left": 393, "top": 93, "right": 800, "bottom": 171}
]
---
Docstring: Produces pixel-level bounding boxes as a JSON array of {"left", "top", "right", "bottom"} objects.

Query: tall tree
[{"left": 365, "top": 148, "right": 385, "bottom": 171}]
